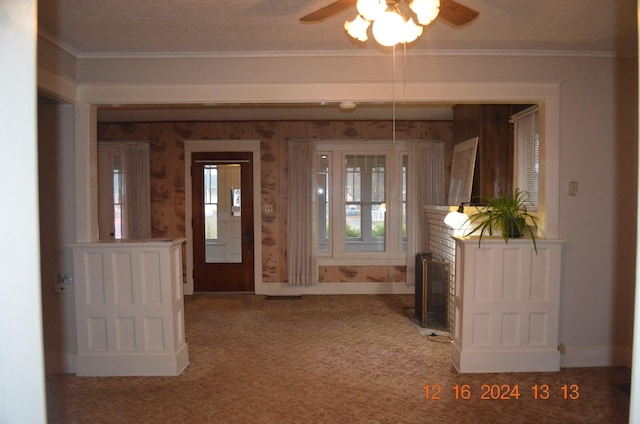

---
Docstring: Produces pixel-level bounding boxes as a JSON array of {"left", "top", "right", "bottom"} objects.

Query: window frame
[{"left": 317, "top": 140, "right": 408, "bottom": 266}]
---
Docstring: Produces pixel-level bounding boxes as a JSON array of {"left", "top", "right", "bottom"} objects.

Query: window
[
  {"left": 98, "top": 142, "right": 151, "bottom": 240},
  {"left": 318, "top": 154, "right": 330, "bottom": 252},
  {"left": 512, "top": 106, "right": 539, "bottom": 210},
  {"left": 344, "top": 154, "right": 386, "bottom": 252},
  {"left": 317, "top": 142, "right": 407, "bottom": 263},
  {"left": 112, "top": 155, "right": 125, "bottom": 239}
]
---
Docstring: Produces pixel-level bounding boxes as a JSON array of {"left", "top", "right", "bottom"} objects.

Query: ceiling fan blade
[
  {"left": 438, "top": 0, "right": 479, "bottom": 26},
  {"left": 300, "top": 0, "right": 357, "bottom": 22}
]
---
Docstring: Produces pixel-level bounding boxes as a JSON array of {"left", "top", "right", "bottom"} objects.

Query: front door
[{"left": 192, "top": 152, "right": 254, "bottom": 292}]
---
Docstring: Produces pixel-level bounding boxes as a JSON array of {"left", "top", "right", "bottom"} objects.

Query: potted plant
[{"left": 465, "top": 188, "right": 540, "bottom": 252}]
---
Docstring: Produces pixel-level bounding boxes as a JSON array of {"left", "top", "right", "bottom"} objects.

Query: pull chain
[{"left": 392, "top": 44, "right": 396, "bottom": 143}]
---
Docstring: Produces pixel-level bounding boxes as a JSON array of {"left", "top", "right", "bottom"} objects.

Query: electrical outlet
[
  {"left": 568, "top": 181, "right": 578, "bottom": 196},
  {"left": 264, "top": 204, "right": 274, "bottom": 215},
  {"left": 53, "top": 283, "right": 70, "bottom": 294},
  {"left": 53, "top": 273, "right": 73, "bottom": 294}
]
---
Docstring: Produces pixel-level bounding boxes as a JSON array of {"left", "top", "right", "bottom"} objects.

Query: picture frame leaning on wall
[{"left": 448, "top": 137, "right": 478, "bottom": 206}]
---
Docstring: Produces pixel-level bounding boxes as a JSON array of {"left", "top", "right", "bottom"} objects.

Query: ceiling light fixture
[{"left": 344, "top": 0, "right": 440, "bottom": 47}]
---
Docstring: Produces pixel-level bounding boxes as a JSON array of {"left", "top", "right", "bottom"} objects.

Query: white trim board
[{"left": 183, "top": 140, "right": 263, "bottom": 295}]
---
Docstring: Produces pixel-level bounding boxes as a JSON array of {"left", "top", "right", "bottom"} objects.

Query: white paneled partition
[
  {"left": 72, "top": 239, "right": 188, "bottom": 376},
  {"left": 451, "top": 236, "right": 564, "bottom": 373}
]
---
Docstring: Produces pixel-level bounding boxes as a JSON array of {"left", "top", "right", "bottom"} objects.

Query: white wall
[
  {"left": 40, "top": 45, "right": 637, "bottom": 368},
  {"left": 1, "top": 0, "right": 48, "bottom": 422},
  {"left": 38, "top": 100, "right": 78, "bottom": 372},
  {"left": 557, "top": 57, "right": 629, "bottom": 366}
]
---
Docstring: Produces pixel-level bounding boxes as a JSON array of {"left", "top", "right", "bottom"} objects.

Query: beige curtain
[
  {"left": 122, "top": 143, "right": 151, "bottom": 239},
  {"left": 287, "top": 140, "right": 318, "bottom": 286},
  {"left": 406, "top": 141, "right": 445, "bottom": 285}
]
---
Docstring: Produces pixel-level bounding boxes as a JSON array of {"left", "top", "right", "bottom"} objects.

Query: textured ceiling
[
  {"left": 38, "top": 0, "right": 637, "bottom": 122},
  {"left": 38, "top": 0, "right": 637, "bottom": 56}
]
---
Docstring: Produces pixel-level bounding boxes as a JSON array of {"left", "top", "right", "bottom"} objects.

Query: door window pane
[
  {"left": 204, "top": 165, "right": 219, "bottom": 239},
  {"left": 204, "top": 164, "right": 242, "bottom": 263}
]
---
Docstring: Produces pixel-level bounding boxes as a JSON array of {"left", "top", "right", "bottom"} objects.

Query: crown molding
[
  {"left": 73, "top": 48, "right": 623, "bottom": 60},
  {"left": 37, "top": 30, "right": 628, "bottom": 60},
  {"left": 38, "top": 30, "right": 81, "bottom": 57}
]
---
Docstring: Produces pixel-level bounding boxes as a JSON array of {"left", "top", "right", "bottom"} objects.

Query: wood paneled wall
[
  {"left": 98, "top": 119, "right": 453, "bottom": 283},
  {"left": 452, "top": 104, "right": 531, "bottom": 201}
]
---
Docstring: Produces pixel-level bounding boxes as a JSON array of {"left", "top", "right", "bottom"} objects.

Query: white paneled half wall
[
  {"left": 71, "top": 239, "right": 188, "bottom": 376},
  {"left": 451, "top": 236, "right": 564, "bottom": 373}
]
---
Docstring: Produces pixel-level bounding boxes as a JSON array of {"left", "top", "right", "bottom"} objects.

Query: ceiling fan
[{"left": 300, "top": 0, "right": 479, "bottom": 27}]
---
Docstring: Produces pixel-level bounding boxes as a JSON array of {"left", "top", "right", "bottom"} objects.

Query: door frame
[{"left": 184, "top": 140, "right": 262, "bottom": 295}]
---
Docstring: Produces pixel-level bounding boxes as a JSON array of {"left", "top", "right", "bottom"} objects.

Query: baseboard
[
  {"left": 255, "top": 281, "right": 414, "bottom": 296},
  {"left": 561, "top": 344, "right": 632, "bottom": 368},
  {"left": 45, "top": 351, "right": 77, "bottom": 374},
  {"left": 451, "top": 343, "right": 561, "bottom": 373},
  {"left": 75, "top": 344, "right": 189, "bottom": 377}
]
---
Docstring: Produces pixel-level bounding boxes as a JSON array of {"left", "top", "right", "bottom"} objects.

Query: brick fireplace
[{"left": 423, "top": 206, "right": 457, "bottom": 333}]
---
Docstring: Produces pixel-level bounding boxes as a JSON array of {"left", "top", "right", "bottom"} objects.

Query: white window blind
[{"left": 512, "top": 106, "right": 539, "bottom": 210}]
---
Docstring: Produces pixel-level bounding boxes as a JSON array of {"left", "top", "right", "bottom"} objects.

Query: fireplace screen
[{"left": 415, "top": 253, "right": 450, "bottom": 331}]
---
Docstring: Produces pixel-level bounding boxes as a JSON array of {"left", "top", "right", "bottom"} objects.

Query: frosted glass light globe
[
  {"left": 372, "top": 11, "right": 405, "bottom": 47},
  {"left": 402, "top": 17, "right": 424, "bottom": 43},
  {"left": 356, "top": 0, "right": 386, "bottom": 21},
  {"left": 344, "top": 15, "right": 371, "bottom": 42},
  {"left": 410, "top": 0, "right": 441, "bottom": 25}
]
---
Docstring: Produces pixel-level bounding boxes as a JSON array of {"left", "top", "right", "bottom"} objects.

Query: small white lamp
[{"left": 444, "top": 203, "right": 470, "bottom": 232}]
